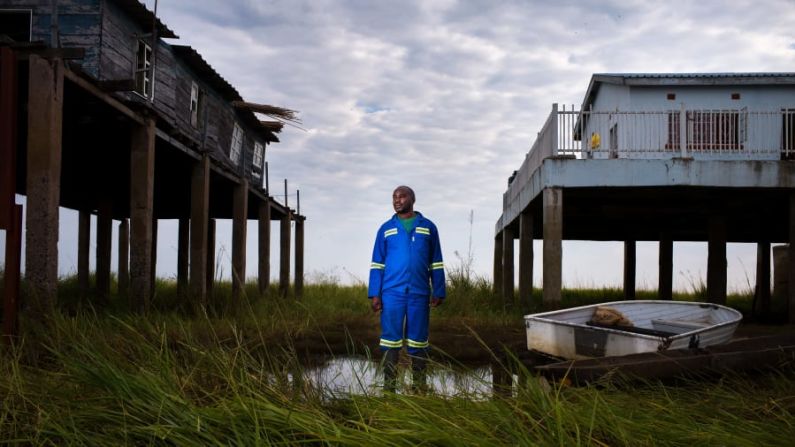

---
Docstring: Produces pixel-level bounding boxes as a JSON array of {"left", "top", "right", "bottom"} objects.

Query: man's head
[{"left": 393, "top": 185, "right": 415, "bottom": 216}]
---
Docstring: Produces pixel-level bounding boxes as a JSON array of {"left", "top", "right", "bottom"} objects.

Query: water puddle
[{"left": 302, "top": 356, "right": 516, "bottom": 398}]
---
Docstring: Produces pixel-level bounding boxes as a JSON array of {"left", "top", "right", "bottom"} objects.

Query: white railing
[
  {"left": 555, "top": 105, "right": 795, "bottom": 160},
  {"left": 505, "top": 104, "right": 795, "bottom": 209}
]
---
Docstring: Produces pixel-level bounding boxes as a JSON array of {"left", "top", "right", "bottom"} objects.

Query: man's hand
[
  {"left": 370, "top": 296, "right": 383, "bottom": 313},
  {"left": 431, "top": 297, "right": 443, "bottom": 308}
]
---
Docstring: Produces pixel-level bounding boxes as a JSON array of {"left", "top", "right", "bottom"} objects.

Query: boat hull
[{"left": 524, "top": 300, "right": 742, "bottom": 360}]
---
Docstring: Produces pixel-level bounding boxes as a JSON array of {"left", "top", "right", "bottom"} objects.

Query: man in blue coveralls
[{"left": 368, "top": 185, "right": 446, "bottom": 392}]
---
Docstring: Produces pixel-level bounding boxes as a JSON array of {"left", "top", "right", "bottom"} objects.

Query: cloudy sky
[{"left": 6, "top": 0, "right": 795, "bottom": 292}]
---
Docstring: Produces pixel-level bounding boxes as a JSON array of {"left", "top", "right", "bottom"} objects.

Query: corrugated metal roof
[
  {"left": 594, "top": 72, "right": 795, "bottom": 79},
  {"left": 112, "top": 0, "right": 178, "bottom": 39}
]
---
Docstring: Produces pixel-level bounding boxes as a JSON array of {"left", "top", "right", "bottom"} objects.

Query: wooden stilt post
[
  {"left": 789, "top": 193, "right": 795, "bottom": 324},
  {"left": 207, "top": 218, "right": 216, "bottom": 292},
  {"left": 502, "top": 225, "right": 515, "bottom": 309},
  {"left": 658, "top": 234, "right": 673, "bottom": 300},
  {"left": 707, "top": 216, "right": 727, "bottom": 305},
  {"left": 493, "top": 233, "right": 503, "bottom": 298},
  {"left": 624, "top": 240, "right": 636, "bottom": 300},
  {"left": 0, "top": 47, "right": 20, "bottom": 340},
  {"left": 118, "top": 219, "right": 129, "bottom": 297},
  {"left": 232, "top": 179, "right": 249, "bottom": 301},
  {"left": 25, "top": 55, "right": 64, "bottom": 312},
  {"left": 279, "top": 211, "right": 292, "bottom": 298},
  {"left": 519, "top": 211, "right": 534, "bottom": 308},
  {"left": 295, "top": 216, "right": 304, "bottom": 299},
  {"left": 755, "top": 241, "right": 771, "bottom": 318},
  {"left": 543, "top": 188, "right": 563, "bottom": 308},
  {"left": 190, "top": 155, "right": 210, "bottom": 305},
  {"left": 96, "top": 201, "right": 113, "bottom": 305},
  {"left": 78, "top": 210, "right": 91, "bottom": 298},
  {"left": 129, "top": 117, "right": 156, "bottom": 313},
  {"left": 258, "top": 201, "right": 271, "bottom": 295},
  {"left": 177, "top": 218, "right": 189, "bottom": 297}
]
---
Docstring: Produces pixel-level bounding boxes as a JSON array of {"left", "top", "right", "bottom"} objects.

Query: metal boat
[{"left": 524, "top": 300, "right": 743, "bottom": 360}]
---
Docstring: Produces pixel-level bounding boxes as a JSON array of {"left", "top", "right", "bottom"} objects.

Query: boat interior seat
[{"left": 651, "top": 318, "right": 710, "bottom": 334}]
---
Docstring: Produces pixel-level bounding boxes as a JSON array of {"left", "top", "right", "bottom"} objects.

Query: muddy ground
[{"left": 287, "top": 316, "right": 793, "bottom": 366}]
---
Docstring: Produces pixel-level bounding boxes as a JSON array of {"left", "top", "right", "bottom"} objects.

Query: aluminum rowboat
[{"left": 524, "top": 300, "right": 742, "bottom": 360}]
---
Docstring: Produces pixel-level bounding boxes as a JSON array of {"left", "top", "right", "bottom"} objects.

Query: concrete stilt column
[
  {"left": 258, "top": 201, "right": 271, "bottom": 295},
  {"left": 502, "top": 225, "right": 515, "bottom": 308},
  {"left": 543, "top": 188, "right": 563, "bottom": 307},
  {"left": 658, "top": 234, "right": 673, "bottom": 300},
  {"left": 295, "top": 218, "right": 304, "bottom": 299},
  {"left": 24, "top": 55, "right": 64, "bottom": 311},
  {"left": 177, "top": 218, "right": 189, "bottom": 297},
  {"left": 624, "top": 240, "right": 636, "bottom": 300},
  {"left": 232, "top": 179, "right": 249, "bottom": 300},
  {"left": 150, "top": 218, "right": 158, "bottom": 299},
  {"left": 755, "top": 241, "right": 771, "bottom": 318},
  {"left": 118, "top": 219, "right": 129, "bottom": 297},
  {"left": 493, "top": 233, "right": 503, "bottom": 298},
  {"left": 78, "top": 210, "right": 91, "bottom": 298},
  {"left": 207, "top": 218, "right": 216, "bottom": 292},
  {"left": 789, "top": 193, "right": 795, "bottom": 323},
  {"left": 279, "top": 212, "right": 292, "bottom": 297},
  {"left": 129, "top": 117, "right": 156, "bottom": 312},
  {"left": 190, "top": 155, "right": 210, "bottom": 304},
  {"left": 707, "top": 216, "right": 727, "bottom": 305},
  {"left": 96, "top": 202, "right": 113, "bottom": 305},
  {"left": 519, "top": 212, "right": 534, "bottom": 308}
]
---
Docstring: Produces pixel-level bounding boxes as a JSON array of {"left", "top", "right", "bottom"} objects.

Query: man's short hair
[{"left": 395, "top": 185, "right": 415, "bottom": 203}]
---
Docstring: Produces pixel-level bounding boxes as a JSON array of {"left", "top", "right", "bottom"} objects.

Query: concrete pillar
[
  {"left": 493, "top": 233, "right": 503, "bottom": 298},
  {"left": 502, "top": 225, "right": 515, "bottom": 308},
  {"left": 24, "top": 55, "right": 63, "bottom": 311},
  {"left": 190, "top": 155, "right": 210, "bottom": 304},
  {"left": 96, "top": 202, "right": 113, "bottom": 305},
  {"left": 295, "top": 218, "right": 304, "bottom": 299},
  {"left": 232, "top": 179, "right": 249, "bottom": 300},
  {"left": 78, "top": 210, "right": 91, "bottom": 298},
  {"left": 755, "top": 241, "right": 771, "bottom": 318},
  {"left": 707, "top": 216, "right": 727, "bottom": 305},
  {"left": 279, "top": 212, "right": 292, "bottom": 297},
  {"left": 790, "top": 193, "right": 795, "bottom": 323},
  {"left": 624, "top": 240, "right": 636, "bottom": 300},
  {"left": 258, "top": 201, "right": 271, "bottom": 294},
  {"left": 773, "top": 245, "right": 788, "bottom": 313},
  {"left": 207, "top": 218, "right": 216, "bottom": 292},
  {"left": 658, "top": 234, "right": 673, "bottom": 300},
  {"left": 150, "top": 218, "right": 158, "bottom": 298},
  {"left": 118, "top": 219, "right": 129, "bottom": 297},
  {"left": 519, "top": 211, "right": 534, "bottom": 307},
  {"left": 129, "top": 117, "right": 156, "bottom": 312},
  {"left": 177, "top": 218, "right": 189, "bottom": 297},
  {"left": 543, "top": 188, "right": 563, "bottom": 307}
]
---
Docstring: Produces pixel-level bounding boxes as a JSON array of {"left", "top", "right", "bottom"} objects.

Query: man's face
[{"left": 393, "top": 188, "right": 414, "bottom": 214}]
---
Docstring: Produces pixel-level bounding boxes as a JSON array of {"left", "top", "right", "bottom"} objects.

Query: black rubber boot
[
  {"left": 383, "top": 349, "right": 400, "bottom": 393},
  {"left": 411, "top": 353, "right": 429, "bottom": 394}
]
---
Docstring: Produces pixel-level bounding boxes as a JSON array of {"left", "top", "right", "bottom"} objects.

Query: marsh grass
[{"left": 1, "top": 274, "right": 793, "bottom": 444}]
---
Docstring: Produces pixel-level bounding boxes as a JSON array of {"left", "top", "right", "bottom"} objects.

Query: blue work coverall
[{"left": 368, "top": 212, "right": 446, "bottom": 354}]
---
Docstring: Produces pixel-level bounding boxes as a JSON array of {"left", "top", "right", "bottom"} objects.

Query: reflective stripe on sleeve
[
  {"left": 431, "top": 262, "right": 444, "bottom": 270},
  {"left": 371, "top": 262, "right": 385, "bottom": 270}
]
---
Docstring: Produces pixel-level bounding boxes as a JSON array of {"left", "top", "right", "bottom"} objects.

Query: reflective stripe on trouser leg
[
  {"left": 379, "top": 292, "right": 406, "bottom": 350},
  {"left": 406, "top": 293, "right": 430, "bottom": 355}
]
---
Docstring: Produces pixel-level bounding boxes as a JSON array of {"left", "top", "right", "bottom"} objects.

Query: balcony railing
[{"left": 504, "top": 104, "right": 795, "bottom": 207}]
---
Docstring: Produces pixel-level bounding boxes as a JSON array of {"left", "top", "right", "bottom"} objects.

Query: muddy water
[{"left": 302, "top": 356, "right": 517, "bottom": 398}]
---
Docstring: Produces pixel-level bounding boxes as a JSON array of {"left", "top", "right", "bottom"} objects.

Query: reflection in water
[{"left": 303, "top": 356, "right": 515, "bottom": 398}]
